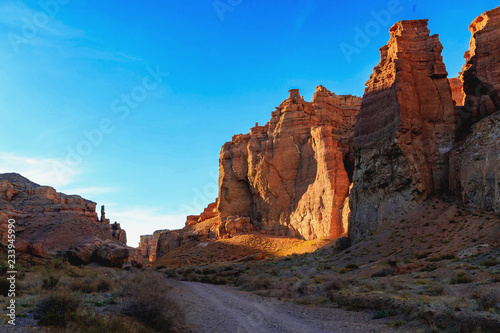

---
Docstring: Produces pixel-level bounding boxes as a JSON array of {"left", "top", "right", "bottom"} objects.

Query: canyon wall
[
  {"left": 450, "top": 6, "right": 500, "bottom": 215},
  {"left": 457, "top": 6, "right": 500, "bottom": 134},
  {"left": 218, "top": 86, "right": 361, "bottom": 240},
  {"left": 349, "top": 20, "right": 456, "bottom": 241},
  {"left": 0, "top": 173, "right": 129, "bottom": 265},
  {"left": 141, "top": 7, "right": 500, "bottom": 259}
]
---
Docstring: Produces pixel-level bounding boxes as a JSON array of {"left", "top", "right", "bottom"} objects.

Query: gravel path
[{"left": 168, "top": 280, "right": 416, "bottom": 333}]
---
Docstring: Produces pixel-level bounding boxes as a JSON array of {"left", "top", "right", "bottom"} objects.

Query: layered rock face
[
  {"left": 449, "top": 7, "right": 500, "bottom": 215},
  {"left": 218, "top": 86, "right": 361, "bottom": 240},
  {"left": 449, "top": 77, "right": 465, "bottom": 107},
  {"left": 449, "top": 112, "right": 500, "bottom": 215},
  {"left": 349, "top": 20, "right": 456, "bottom": 241},
  {"left": 458, "top": 6, "right": 500, "bottom": 132},
  {"left": 0, "top": 173, "right": 129, "bottom": 265}
]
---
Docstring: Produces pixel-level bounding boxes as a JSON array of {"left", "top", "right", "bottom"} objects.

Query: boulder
[
  {"left": 67, "top": 238, "right": 130, "bottom": 267},
  {"left": 335, "top": 237, "right": 352, "bottom": 251},
  {"left": 95, "top": 240, "right": 130, "bottom": 267},
  {"left": 67, "top": 238, "right": 103, "bottom": 266}
]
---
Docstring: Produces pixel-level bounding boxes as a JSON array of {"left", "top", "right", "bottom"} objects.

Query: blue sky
[{"left": 0, "top": 0, "right": 497, "bottom": 246}]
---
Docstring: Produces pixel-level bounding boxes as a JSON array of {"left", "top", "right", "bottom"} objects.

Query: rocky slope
[
  {"left": 348, "top": 20, "right": 456, "bottom": 241},
  {"left": 0, "top": 173, "right": 129, "bottom": 266}
]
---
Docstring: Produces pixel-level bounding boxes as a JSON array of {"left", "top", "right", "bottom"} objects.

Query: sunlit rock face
[
  {"left": 457, "top": 6, "right": 500, "bottom": 134},
  {"left": 349, "top": 20, "right": 456, "bottom": 241},
  {"left": 0, "top": 173, "right": 128, "bottom": 266},
  {"left": 217, "top": 86, "right": 361, "bottom": 240}
]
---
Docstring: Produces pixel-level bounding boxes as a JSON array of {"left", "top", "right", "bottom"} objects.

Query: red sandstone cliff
[
  {"left": 458, "top": 6, "right": 500, "bottom": 132},
  {"left": 449, "top": 6, "right": 500, "bottom": 215},
  {"left": 217, "top": 86, "right": 361, "bottom": 240},
  {"left": 0, "top": 173, "right": 129, "bottom": 266},
  {"left": 349, "top": 20, "right": 456, "bottom": 241},
  {"left": 140, "top": 9, "right": 499, "bottom": 259}
]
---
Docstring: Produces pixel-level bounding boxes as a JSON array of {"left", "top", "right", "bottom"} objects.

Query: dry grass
[
  {"left": 154, "top": 232, "right": 328, "bottom": 267},
  {"left": 0, "top": 250, "right": 185, "bottom": 332}
]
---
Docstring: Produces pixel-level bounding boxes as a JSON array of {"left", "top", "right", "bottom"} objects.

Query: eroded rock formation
[
  {"left": 458, "top": 6, "right": 500, "bottom": 132},
  {"left": 449, "top": 112, "right": 500, "bottom": 215},
  {"left": 218, "top": 86, "right": 361, "bottom": 240},
  {"left": 0, "top": 173, "right": 129, "bottom": 266},
  {"left": 449, "top": 7, "right": 500, "bottom": 215},
  {"left": 349, "top": 20, "right": 456, "bottom": 241}
]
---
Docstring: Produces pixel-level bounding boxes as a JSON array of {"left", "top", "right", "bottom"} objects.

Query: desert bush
[
  {"left": 96, "top": 277, "right": 113, "bottom": 292},
  {"left": 238, "top": 275, "right": 275, "bottom": 291},
  {"left": 34, "top": 293, "right": 81, "bottom": 327},
  {"left": 120, "top": 272, "right": 184, "bottom": 333},
  {"left": 70, "top": 277, "right": 97, "bottom": 293},
  {"left": 449, "top": 271, "right": 473, "bottom": 284},
  {"left": 371, "top": 268, "right": 394, "bottom": 278},
  {"left": 50, "top": 256, "right": 66, "bottom": 270},
  {"left": 480, "top": 259, "right": 499, "bottom": 267},
  {"left": 344, "top": 264, "right": 359, "bottom": 270},
  {"left": 42, "top": 274, "right": 59, "bottom": 290},
  {"left": 68, "top": 311, "right": 142, "bottom": 333},
  {"left": 476, "top": 289, "right": 499, "bottom": 312},
  {"left": 423, "top": 283, "right": 445, "bottom": 296},
  {"left": 321, "top": 276, "right": 344, "bottom": 292}
]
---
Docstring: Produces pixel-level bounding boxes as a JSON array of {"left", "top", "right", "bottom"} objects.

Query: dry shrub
[
  {"left": 34, "top": 292, "right": 81, "bottom": 327},
  {"left": 68, "top": 310, "right": 144, "bottom": 333},
  {"left": 423, "top": 283, "right": 445, "bottom": 296},
  {"left": 321, "top": 275, "right": 345, "bottom": 292},
  {"left": 237, "top": 275, "right": 275, "bottom": 291},
  {"left": 70, "top": 276, "right": 113, "bottom": 294},
  {"left": 476, "top": 288, "right": 500, "bottom": 312},
  {"left": 120, "top": 272, "right": 184, "bottom": 333},
  {"left": 42, "top": 274, "right": 59, "bottom": 290},
  {"left": 70, "top": 276, "right": 97, "bottom": 293}
]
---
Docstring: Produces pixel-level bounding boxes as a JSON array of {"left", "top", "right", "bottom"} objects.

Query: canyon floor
[
  {"left": 1, "top": 195, "right": 498, "bottom": 332},
  {"left": 168, "top": 279, "right": 417, "bottom": 333}
]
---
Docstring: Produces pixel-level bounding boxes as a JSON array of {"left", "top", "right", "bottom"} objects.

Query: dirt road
[{"left": 168, "top": 280, "right": 415, "bottom": 333}]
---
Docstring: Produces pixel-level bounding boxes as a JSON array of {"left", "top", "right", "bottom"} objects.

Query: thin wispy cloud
[
  {"left": 0, "top": 1, "right": 85, "bottom": 39},
  {"left": 0, "top": 151, "right": 80, "bottom": 187},
  {"left": 0, "top": 0, "right": 142, "bottom": 64}
]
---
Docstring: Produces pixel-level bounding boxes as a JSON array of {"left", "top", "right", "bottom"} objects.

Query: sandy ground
[{"left": 167, "top": 279, "right": 417, "bottom": 333}]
